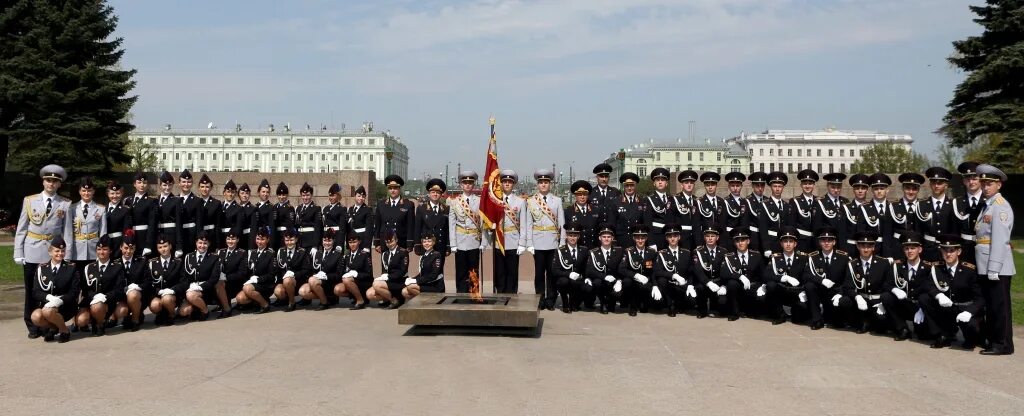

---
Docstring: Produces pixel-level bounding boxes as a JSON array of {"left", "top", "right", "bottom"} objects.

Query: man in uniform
[
  {"left": 375, "top": 175, "right": 415, "bottom": 250},
  {"left": 197, "top": 174, "right": 223, "bottom": 251},
  {"left": 348, "top": 186, "right": 374, "bottom": 250},
  {"left": 720, "top": 228, "right": 765, "bottom": 321},
  {"left": 881, "top": 231, "right": 930, "bottom": 341},
  {"left": 587, "top": 224, "right": 626, "bottom": 314},
  {"left": 671, "top": 170, "right": 699, "bottom": 250},
  {"left": 803, "top": 227, "right": 850, "bottom": 330},
  {"left": 745, "top": 171, "right": 768, "bottom": 252},
  {"left": 957, "top": 161, "right": 985, "bottom": 264},
  {"left": 15, "top": 164, "right": 70, "bottom": 338},
  {"left": 126, "top": 172, "right": 157, "bottom": 258},
  {"left": 695, "top": 172, "right": 727, "bottom": 249},
  {"left": 839, "top": 231, "right": 894, "bottom": 334},
  {"left": 890, "top": 172, "right": 927, "bottom": 261},
  {"left": 155, "top": 171, "right": 184, "bottom": 258},
  {"left": 251, "top": 179, "right": 275, "bottom": 249},
  {"left": 65, "top": 177, "right": 106, "bottom": 275},
  {"left": 722, "top": 172, "right": 749, "bottom": 253},
  {"left": 692, "top": 225, "right": 727, "bottom": 319},
  {"left": 763, "top": 227, "right": 808, "bottom": 325},
  {"left": 617, "top": 224, "right": 657, "bottom": 316},
  {"left": 589, "top": 163, "right": 620, "bottom": 226},
  {"left": 322, "top": 184, "right": 347, "bottom": 250},
  {"left": 756, "top": 172, "right": 791, "bottom": 256},
  {"left": 177, "top": 170, "right": 204, "bottom": 255},
  {"left": 812, "top": 173, "right": 853, "bottom": 255},
  {"left": 449, "top": 171, "right": 483, "bottom": 293},
  {"left": 524, "top": 168, "right": 564, "bottom": 310},
  {"left": 611, "top": 172, "right": 645, "bottom": 249},
  {"left": 104, "top": 181, "right": 131, "bottom": 259},
  {"left": 491, "top": 170, "right": 527, "bottom": 294},
  {"left": 844, "top": 173, "right": 871, "bottom": 251},
  {"left": 919, "top": 167, "right": 957, "bottom": 262},
  {"left": 644, "top": 168, "right": 675, "bottom": 251},
  {"left": 271, "top": 182, "right": 296, "bottom": 249},
  {"left": 219, "top": 180, "right": 244, "bottom": 251},
  {"left": 416, "top": 179, "right": 450, "bottom": 255},
  {"left": 974, "top": 164, "right": 1015, "bottom": 355},
  {"left": 295, "top": 182, "right": 323, "bottom": 250},
  {"left": 551, "top": 222, "right": 588, "bottom": 313},
  {"left": 920, "top": 234, "right": 985, "bottom": 349},
  {"left": 855, "top": 173, "right": 899, "bottom": 258},
  {"left": 565, "top": 180, "right": 600, "bottom": 249},
  {"left": 790, "top": 169, "right": 819, "bottom": 252}
]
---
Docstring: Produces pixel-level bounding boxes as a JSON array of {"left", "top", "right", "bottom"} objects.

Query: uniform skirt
[
  {"left": 419, "top": 279, "right": 445, "bottom": 293},
  {"left": 386, "top": 280, "right": 406, "bottom": 296},
  {"left": 77, "top": 296, "right": 118, "bottom": 311}
]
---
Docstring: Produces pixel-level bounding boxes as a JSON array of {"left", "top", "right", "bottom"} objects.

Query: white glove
[
  {"left": 613, "top": 280, "right": 622, "bottom": 293},
  {"left": 245, "top": 275, "right": 258, "bottom": 285},
  {"left": 936, "top": 293, "right": 953, "bottom": 308},
  {"left": 219, "top": 272, "right": 227, "bottom": 282},
  {"left": 988, "top": 272, "right": 1000, "bottom": 281},
  {"left": 90, "top": 294, "right": 107, "bottom": 305},
  {"left": 283, "top": 270, "right": 295, "bottom": 279},
  {"left": 831, "top": 294, "right": 842, "bottom": 307},
  {"left": 527, "top": 247, "right": 535, "bottom": 254},
  {"left": 717, "top": 286, "right": 727, "bottom": 296},
  {"left": 781, "top": 275, "right": 799, "bottom": 287},
  {"left": 739, "top": 275, "right": 751, "bottom": 290},
  {"left": 798, "top": 291, "right": 807, "bottom": 304},
  {"left": 706, "top": 282, "right": 721, "bottom": 293},
  {"left": 451, "top": 246, "right": 458, "bottom": 253},
  {"left": 891, "top": 287, "right": 907, "bottom": 300},
  {"left": 188, "top": 283, "right": 202, "bottom": 292},
  {"left": 604, "top": 275, "right": 616, "bottom": 283},
  {"left": 174, "top": 250, "right": 183, "bottom": 258},
  {"left": 671, "top": 274, "right": 686, "bottom": 286},
  {"left": 875, "top": 302, "right": 886, "bottom": 316},
  {"left": 516, "top": 246, "right": 525, "bottom": 255},
  {"left": 404, "top": 277, "right": 416, "bottom": 286},
  {"left": 647, "top": 245, "right": 658, "bottom": 251},
  {"left": 14, "top": 257, "right": 25, "bottom": 265},
  {"left": 127, "top": 283, "right": 142, "bottom": 292},
  {"left": 821, "top": 278, "right": 835, "bottom": 289},
  {"left": 956, "top": 311, "right": 972, "bottom": 323},
  {"left": 913, "top": 308, "right": 925, "bottom": 324},
  {"left": 855, "top": 295, "right": 868, "bottom": 311},
  {"left": 159, "top": 288, "right": 174, "bottom": 297},
  {"left": 45, "top": 294, "right": 59, "bottom": 303},
  {"left": 343, "top": 270, "right": 358, "bottom": 279},
  {"left": 44, "top": 299, "right": 63, "bottom": 308},
  {"left": 142, "top": 248, "right": 152, "bottom": 256},
  {"left": 585, "top": 278, "right": 592, "bottom": 286},
  {"left": 687, "top": 285, "right": 697, "bottom": 298},
  {"left": 633, "top": 273, "right": 648, "bottom": 285},
  {"left": 651, "top": 286, "right": 662, "bottom": 301},
  {"left": 375, "top": 273, "right": 389, "bottom": 282},
  {"left": 315, "top": 271, "right": 328, "bottom": 281},
  {"left": 335, "top": 246, "right": 344, "bottom": 252},
  {"left": 763, "top": 250, "right": 772, "bottom": 257},
  {"left": 757, "top": 285, "right": 767, "bottom": 297},
  {"left": 569, "top": 272, "right": 580, "bottom": 281}
]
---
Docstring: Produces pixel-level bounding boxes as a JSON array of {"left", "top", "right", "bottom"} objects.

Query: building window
[
  {"left": 840, "top": 149, "right": 845, "bottom": 157},
  {"left": 297, "top": 138, "right": 304, "bottom": 145},
  {"left": 212, "top": 153, "right": 218, "bottom": 161},
  {"left": 344, "top": 139, "right": 351, "bottom": 145},
  {"left": 369, "top": 155, "right": 374, "bottom": 162},
  {"left": 308, "top": 154, "right": 314, "bottom": 161},
  {"left": 199, "top": 153, "right": 205, "bottom": 161},
  {"left": 357, "top": 139, "right": 363, "bottom": 145},
  {"left": 162, "top": 153, "right": 167, "bottom": 160},
  {"left": 357, "top": 155, "right": 362, "bottom": 161},
  {"left": 759, "top": 149, "right": 764, "bottom": 156},
  {"left": 237, "top": 154, "right": 242, "bottom": 161},
  {"left": 816, "top": 149, "right": 821, "bottom": 157},
  {"left": 319, "top": 138, "right": 326, "bottom": 145},
  {"left": 284, "top": 138, "right": 291, "bottom": 145},
  {"left": 175, "top": 138, "right": 182, "bottom": 145},
  {"left": 787, "top": 163, "right": 793, "bottom": 173},
  {"left": 271, "top": 138, "right": 278, "bottom": 145},
  {"left": 321, "top": 154, "right": 327, "bottom": 161},
  {"left": 797, "top": 149, "right": 801, "bottom": 157},
  {"left": 829, "top": 163, "right": 834, "bottom": 172},
  {"left": 717, "top": 153, "right": 721, "bottom": 161},
  {"left": 199, "top": 138, "right": 207, "bottom": 145},
  {"left": 699, "top": 153, "right": 704, "bottom": 162},
  {"left": 851, "top": 149, "right": 857, "bottom": 157},
  {"left": 769, "top": 149, "right": 774, "bottom": 156},
  {"left": 688, "top": 152, "right": 692, "bottom": 161},
  {"left": 369, "top": 138, "right": 376, "bottom": 145},
  {"left": 759, "top": 163, "right": 765, "bottom": 172},
  {"left": 254, "top": 138, "right": 261, "bottom": 145},
  {"left": 254, "top": 154, "right": 260, "bottom": 161},
  {"left": 187, "top": 154, "right": 193, "bottom": 160},
  {"left": 817, "top": 163, "right": 823, "bottom": 172},
  {"left": 638, "top": 167, "right": 646, "bottom": 177},
  {"left": 332, "top": 155, "right": 338, "bottom": 161},
  {"left": 787, "top": 149, "right": 792, "bottom": 157},
  {"left": 163, "top": 138, "right": 170, "bottom": 145},
  {"left": 333, "top": 139, "right": 340, "bottom": 145},
  {"left": 656, "top": 152, "right": 660, "bottom": 161},
  {"left": 188, "top": 138, "right": 194, "bottom": 145},
  {"left": 769, "top": 163, "right": 774, "bottom": 171},
  {"left": 675, "top": 152, "right": 680, "bottom": 161},
  {"left": 345, "top": 154, "right": 350, "bottom": 161},
  {"left": 828, "top": 149, "right": 833, "bottom": 157},
  {"left": 212, "top": 138, "right": 219, "bottom": 145}
]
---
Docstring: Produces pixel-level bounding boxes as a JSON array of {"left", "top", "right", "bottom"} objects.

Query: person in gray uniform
[
  {"left": 525, "top": 168, "right": 565, "bottom": 310},
  {"left": 490, "top": 169, "right": 528, "bottom": 294},
  {"left": 449, "top": 170, "right": 483, "bottom": 293},
  {"left": 15, "top": 164, "right": 71, "bottom": 339},
  {"left": 65, "top": 176, "right": 107, "bottom": 275},
  {"left": 974, "top": 164, "right": 1015, "bottom": 355}
]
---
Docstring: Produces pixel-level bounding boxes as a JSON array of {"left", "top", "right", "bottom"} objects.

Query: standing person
[
  {"left": 127, "top": 173, "right": 158, "bottom": 258},
  {"left": 15, "top": 164, "right": 70, "bottom": 339},
  {"left": 756, "top": 172, "right": 791, "bottom": 256},
  {"left": 236, "top": 183, "right": 256, "bottom": 250},
  {"left": 104, "top": 181, "right": 131, "bottom": 259},
  {"left": 920, "top": 167, "right": 957, "bottom": 263},
  {"left": 491, "top": 170, "right": 527, "bottom": 294},
  {"left": 612, "top": 172, "right": 645, "bottom": 249},
  {"left": 375, "top": 175, "right": 415, "bottom": 250},
  {"left": 551, "top": 222, "right": 588, "bottom": 313},
  {"left": 74, "top": 236, "right": 121, "bottom": 336},
  {"left": 322, "top": 184, "right": 347, "bottom": 250},
  {"left": 695, "top": 172, "right": 727, "bottom": 249},
  {"left": 66, "top": 176, "right": 106, "bottom": 275},
  {"left": 672, "top": 170, "right": 699, "bottom": 250},
  {"left": 844, "top": 173, "right": 871, "bottom": 252},
  {"left": 588, "top": 163, "right": 620, "bottom": 226},
  {"left": 347, "top": 186, "right": 374, "bottom": 251},
  {"left": 745, "top": 171, "right": 768, "bottom": 252},
  {"left": 920, "top": 235, "right": 985, "bottom": 349},
  {"left": 644, "top": 168, "right": 675, "bottom": 251},
  {"left": 791, "top": 169, "right": 819, "bottom": 253},
  {"left": 812, "top": 173, "right": 852, "bottom": 256},
  {"left": 271, "top": 182, "right": 296, "bottom": 250},
  {"left": 196, "top": 174, "right": 222, "bottom": 251},
  {"left": 891, "top": 172, "right": 927, "bottom": 261},
  {"left": 449, "top": 171, "right": 483, "bottom": 293},
  {"left": 881, "top": 232, "right": 930, "bottom": 341},
  {"left": 250, "top": 179, "right": 275, "bottom": 250},
  {"left": 417, "top": 179, "right": 450, "bottom": 255},
  {"left": 956, "top": 161, "right": 985, "bottom": 265},
  {"left": 524, "top": 168, "right": 565, "bottom": 310},
  {"left": 154, "top": 171, "right": 183, "bottom": 258},
  {"left": 565, "top": 180, "right": 600, "bottom": 249},
  {"left": 28, "top": 236, "right": 78, "bottom": 343},
  {"left": 177, "top": 170, "right": 203, "bottom": 255},
  {"left": 974, "top": 164, "right": 1015, "bottom": 355},
  {"left": 722, "top": 172, "right": 750, "bottom": 253},
  {"left": 295, "top": 183, "right": 322, "bottom": 250},
  {"left": 219, "top": 180, "right": 244, "bottom": 251},
  {"left": 855, "top": 173, "right": 900, "bottom": 258}
]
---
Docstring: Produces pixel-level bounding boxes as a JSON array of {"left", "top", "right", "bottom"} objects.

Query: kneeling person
[
  {"left": 720, "top": 228, "right": 765, "bottom": 321},
  {"left": 236, "top": 228, "right": 278, "bottom": 314},
  {"left": 551, "top": 223, "right": 587, "bottom": 313},
  {"left": 920, "top": 235, "right": 985, "bottom": 349},
  {"left": 299, "top": 229, "right": 343, "bottom": 310},
  {"left": 29, "top": 236, "right": 79, "bottom": 343},
  {"left": 367, "top": 231, "right": 410, "bottom": 309},
  {"left": 403, "top": 233, "right": 446, "bottom": 300},
  {"left": 653, "top": 224, "right": 692, "bottom": 317},
  {"left": 275, "top": 229, "right": 311, "bottom": 312},
  {"left": 75, "top": 236, "right": 122, "bottom": 335},
  {"left": 176, "top": 231, "right": 221, "bottom": 321},
  {"left": 335, "top": 233, "right": 374, "bottom": 309},
  {"left": 586, "top": 224, "right": 625, "bottom": 314},
  {"left": 838, "top": 231, "right": 894, "bottom": 334}
]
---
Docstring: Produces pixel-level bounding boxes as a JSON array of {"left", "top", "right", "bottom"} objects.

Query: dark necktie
[
  {"left": 100, "top": 264, "right": 106, "bottom": 274},
  {"left": 711, "top": 198, "right": 717, "bottom": 210},
  {"left": 824, "top": 255, "right": 830, "bottom": 266},
  {"left": 570, "top": 248, "right": 576, "bottom": 260},
  {"left": 776, "top": 199, "right": 782, "bottom": 211},
  {"left": 198, "top": 254, "right": 204, "bottom": 264},
  {"left": 971, "top": 196, "right": 977, "bottom": 208},
  {"left": 162, "top": 260, "right": 168, "bottom": 271},
  {"left": 45, "top": 198, "right": 52, "bottom": 217},
  {"left": 864, "top": 262, "right": 870, "bottom": 274},
  {"left": 741, "top": 254, "right": 747, "bottom": 267},
  {"left": 910, "top": 268, "right": 916, "bottom": 280},
  {"left": 160, "top": 196, "right": 166, "bottom": 206},
  {"left": 947, "top": 266, "right": 954, "bottom": 276},
  {"left": 935, "top": 200, "right": 941, "bottom": 211},
  {"left": 83, "top": 203, "right": 88, "bottom": 218},
  {"left": 124, "top": 260, "right": 131, "bottom": 271},
  {"left": 786, "top": 257, "right": 792, "bottom": 267}
]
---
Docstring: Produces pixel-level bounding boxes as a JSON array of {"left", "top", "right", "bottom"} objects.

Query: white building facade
[
  {"left": 603, "top": 139, "right": 752, "bottom": 180},
  {"left": 726, "top": 128, "right": 913, "bottom": 174},
  {"left": 129, "top": 123, "right": 409, "bottom": 178}
]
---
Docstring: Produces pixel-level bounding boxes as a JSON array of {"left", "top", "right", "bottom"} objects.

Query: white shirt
[
  {"left": 821, "top": 250, "right": 833, "bottom": 263},
  {"left": 736, "top": 250, "right": 749, "bottom": 264}
]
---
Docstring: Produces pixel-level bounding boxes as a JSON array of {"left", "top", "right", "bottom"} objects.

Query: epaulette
[
  {"left": 772, "top": 252, "right": 782, "bottom": 258},
  {"left": 726, "top": 252, "right": 736, "bottom": 257},
  {"left": 995, "top": 196, "right": 1006, "bottom": 205},
  {"left": 797, "top": 251, "right": 808, "bottom": 256},
  {"left": 558, "top": 245, "right": 568, "bottom": 250},
  {"left": 808, "top": 251, "right": 820, "bottom": 256},
  {"left": 923, "top": 261, "right": 935, "bottom": 267},
  {"left": 749, "top": 250, "right": 760, "bottom": 254},
  {"left": 695, "top": 245, "right": 706, "bottom": 251},
  {"left": 24, "top": 194, "right": 38, "bottom": 202},
  {"left": 894, "top": 259, "right": 903, "bottom": 264},
  {"left": 835, "top": 249, "right": 847, "bottom": 256},
  {"left": 590, "top": 247, "right": 602, "bottom": 254},
  {"left": 962, "top": 262, "right": 976, "bottom": 270}
]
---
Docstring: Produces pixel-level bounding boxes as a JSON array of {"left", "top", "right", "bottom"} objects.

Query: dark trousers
[
  {"left": 721, "top": 279, "right": 743, "bottom": 317},
  {"left": 23, "top": 263, "right": 40, "bottom": 333},
  {"left": 919, "top": 294, "right": 982, "bottom": 342},
  {"left": 454, "top": 249, "right": 481, "bottom": 293},
  {"left": 804, "top": 282, "right": 842, "bottom": 325},
  {"left": 653, "top": 277, "right": 681, "bottom": 311},
  {"left": 648, "top": 232, "right": 666, "bottom": 251},
  {"left": 533, "top": 249, "right": 556, "bottom": 305},
  {"left": 880, "top": 292, "right": 915, "bottom": 333},
  {"left": 619, "top": 277, "right": 650, "bottom": 310},
  {"left": 492, "top": 248, "right": 519, "bottom": 294},
  {"left": 839, "top": 295, "right": 885, "bottom": 329},
  {"left": 982, "top": 276, "right": 1014, "bottom": 353},
  {"left": 555, "top": 276, "right": 582, "bottom": 308}
]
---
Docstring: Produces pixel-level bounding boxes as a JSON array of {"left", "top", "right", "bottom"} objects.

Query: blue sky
[{"left": 111, "top": 0, "right": 979, "bottom": 179}]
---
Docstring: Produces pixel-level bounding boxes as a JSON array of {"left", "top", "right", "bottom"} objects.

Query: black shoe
[
  {"left": 122, "top": 320, "right": 134, "bottom": 331},
  {"left": 537, "top": 300, "right": 546, "bottom": 310},
  {"left": 271, "top": 299, "right": 286, "bottom": 307},
  {"left": 350, "top": 302, "right": 367, "bottom": 310},
  {"left": 826, "top": 322, "right": 846, "bottom": 330},
  {"left": 58, "top": 332, "right": 71, "bottom": 343},
  {"left": 959, "top": 341, "right": 976, "bottom": 350},
  {"left": 285, "top": 303, "right": 297, "bottom": 312},
  {"left": 256, "top": 304, "right": 272, "bottom": 314},
  {"left": 90, "top": 324, "right": 98, "bottom": 336},
  {"left": 931, "top": 336, "right": 952, "bottom": 349},
  {"left": 219, "top": 309, "right": 234, "bottom": 318},
  {"left": 97, "top": 325, "right": 106, "bottom": 336},
  {"left": 728, "top": 315, "right": 740, "bottom": 322},
  {"left": 387, "top": 301, "right": 403, "bottom": 310},
  {"left": 599, "top": 305, "right": 609, "bottom": 315},
  {"left": 199, "top": 311, "right": 210, "bottom": 321},
  {"left": 561, "top": 304, "right": 571, "bottom": 314},
  {"left": 771, "top": 315, "right": 787, "bottom": 325},
  {"left": 71, "top": 324, "right": 81, "bottom": 333},
  {"left": 583, "top": 303, "right": 595, "bottom": 310},
  {"left": 43, "top": 330, "right": 57, "bottom": 342},
  {"left": 667, "top": 308, "right": 677, "bottom": 317},
  {"left": 628, "top": 308, "right": 638, "bottom": 317},
  {"left": 639, "top": 306, "right": 649, "bottom": 314},
  {"left": 105, "top": 319, "right": 118, "bottom": 329},
  {"left": 27, "top": 331, "right": 41, "bottom": 340},
  {"left": 696, "top": 311, "right": 708, "bottom": 319},
  {"left": 379, "top": 301, "right": 392, "bottom": 309},
  {"left": 855, "top": 324, "right": 870, "bottom": 334},
  {"left": 296, "top": 299, "right": 312, "bottom": 306},
  {"left": 130, "top": 320, "right": 141, "bottom": 332},
  {"left": 980, "top": 348, "right": 1012, "bottom": 356},
  {"left": 316, "top": 303, "right": 330, "bottom": 311},
  {"left": 810, "top": 321, "right": 825, "bottom": 330},
  {"left": 546, "top": 303, "right": 555, "bottom": 311},
  {"left": 894, "top": 328, "right": 911, "bottom": 342}
]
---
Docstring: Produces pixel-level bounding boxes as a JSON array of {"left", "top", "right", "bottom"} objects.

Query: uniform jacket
[
  {"left": 692, "top": 245, "right": 727, "bottom": 285},
  {"left": 147, "top": 256, "right": 182, "bottom": 292},
  {"left": 975, "top": 193, "right": 1015, "bottom": 275},
  {"left": 524, "top": 193, "right": 565, "bottom": 250},
  {"left": 65, "top": 200, "right": 107, "bottom": 261},
  {"left": 218, "top": 247, "right": 249, "bottom": 284},
  {"left": 375, "top": 198, "right": 415, "bottom": 248},
  {"left": 842, "top": 256, "right": 893, "bottom": 297},
  {"left": 585, "top": 246, "right": 624, "bottom": 282},
  {"left": 15, "top": 192, "right": 71, "bottom": 264},
  {"left": 653, "top": 246, "right": 693, "bottom": 284},
  {"left": 247, "top": 247, "right": 278, "bottom": 286},
  {"left": 550, "top": 244, "right": 588, "bottom": 280},
  {"left": 32, "top": 262, "right": 79, "bottom": 306},
  {"left": 564, "top": 203, "right": 600, "bottom": 248},
  {"left": 294, "top": 203, "right": 323, "bottom": 248},
  {"left": 381, "top": 247, "right": 410, "bottom": 282},
  {"left": 81, "top": 260, "right": 123, "bottom": 303},
  {"left": 276, "top": 247, "right": 311, "bottom": 281},
  {"left": 922, "top": 262, "right": 984, "bottom": 315},
  {"left": 176, "top": 251, "right": 220, "bottom": 293},
  {"left": 722, "top": 250, "right": 765, "bottom": 286},
  {"left": 415, "top": 201, "right": 450, "bottom": 252},
  {"left": 449, "top": 194, "right": 483, "bottom": 250},
  {"left": 126, "top": 194, "right": 158, "bottom": 251},
  {"left": 414, "top": 249, "right": 445, "bottom": 285}
]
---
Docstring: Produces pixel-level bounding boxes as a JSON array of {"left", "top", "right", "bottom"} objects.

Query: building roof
[{"left": 728, "top": 127, "right": 912, "bottom": 144}]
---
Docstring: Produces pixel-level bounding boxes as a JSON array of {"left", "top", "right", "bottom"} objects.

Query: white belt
[
  {"left": 893, "top": 232, "right": 901, "bottom": 239},
  {"left": 298, "top": 227, "right": 316, "bottom": 232},
  {"left": 748, "top": 226, "right": 759, "bottom": 232},
  {"left": 960, "top": 234, "right": 975, "bottom": 241},
  {"left": 866, "top": 294, "right": 882, "bottom": 300},
  {"left": 326, "top": 226, "right": 340, "bottom": 231},
  {"left": 203, "top": 224, "right": 215, "bottom": 230},
  {"left": 767, "top": 230, "right": 778, "bottom": 236},
  {"left": 242, "top": 228, "right": 251, "bottom": 234},
  {"left": 651, "top": 222, "right": 665, "bottom": 228},
  {"left": 797, "top": 228, "right": 812, "bottom": 237},
  {"left": 353, "top": 227, "right": 366, "bottom": 233},
  {"left": 923, "top": 235, "right": 938, "bottom": 243},
  {"left": 158, "top": 222, "right": 176, "bottom": 229},
  {"left": 220, "top": 228, "right": 232, "bottom": 233},
  {"left": 726, "top": 226, "right": 733, "bottom": 232},
  {"left": 846, "top": 239, "right": 856, "bottom": 245},
  {"left": 132, "top": 225, "right": 149, "bottom": 231},
  {"left": 679, "top": 225, "right": 693, "bottom": 231},
  {"left": 107, "top": 232, "right": 123, "bottom": 238},
  {"left": 276, "top": 226, "right": 287, "bottom": 231},
  {"left": 182, "top": 222, "right": 196, "bottom": 229}
]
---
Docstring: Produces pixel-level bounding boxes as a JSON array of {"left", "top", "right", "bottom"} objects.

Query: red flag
[{"left": 480, "top": 116, "right": 505, "bottom": 253}]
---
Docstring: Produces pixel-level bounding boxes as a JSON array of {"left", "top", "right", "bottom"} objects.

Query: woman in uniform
[
  {"left": 275, "top": 229, "right": 310, "bottom": 312},
  {"left": 216, "top": 231, "right": 248, "bottom": 316},
  {"left": 29, "top": 236, "right": 79, "bottom": 343},
  {"left": 114, "top": 231, "right": 148, "bottom": 331},
  {"left": 75, "top": 236, "right": 122, "bottom": 336},
  {"left": 237, "top": 228, "right": 278, "bottom": 314},
  {"left": 147, "top": 236, "right": 182, "bottom": 326},
  {"left": 299, "top": 229, "right": 343, "bottom": 310},
  {"left": 335, "top": 233, "right": 374, "bottom": 309},
  {"left": 366, "top": 231, "right": 409, "bottom": 309},
  {"left": 403, "top": 233, "right": 445, "bottom": 300}
]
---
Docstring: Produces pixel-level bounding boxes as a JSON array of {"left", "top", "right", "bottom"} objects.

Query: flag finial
[{"left": 489, "top": 115, "right": 496, "bottom": 126}]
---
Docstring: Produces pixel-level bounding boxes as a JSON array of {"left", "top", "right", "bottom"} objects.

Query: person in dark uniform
[
  {"left": 155, "top": 171, "right": 183, "bottom": 258},
  {"left": 745, "top": 171, "right": 768, "bottom": 252},
  {"left": 956, "top": 161, "right": 984, "bottom": 265},
  {"left": 299, "top": 229, "right": 343, "bottom": 310},
  {"left": 653, "top": 224, "right": 692, "bottom": 317},
  {"left": 416, "top": 179, "right": 450, "bottom": 255},
  {"left": 589, "top": 163, "right": 620, "bottom": 225},
  {"left": 854, "top": 173, "right": 900, "bottom": 258},
  {"left": 271, "top": 182, "right": 296, "bottom": 249},
  {"left": 196, "top": 174, "right": 222, "bottom": 252},
  {"left": 790, "top": 169, "right": 819, "bottom": 253},
  {"left": 237, "top": 182, "right": 255, "bottom": 250},
  {"left": 763, "top": 227, "right": 808, "bottom": 325},
  {"left": 812, "top": 173, "right": 853, "bottom": 256},
  {"left": 74, "top": 235, "right": 121, "bottom": 336},
  {"left": 215, "top": 231, "right": 247, "bottom": 317},
  {"left": 919, "top": 167, "right": 957, "bottom": 263},
  {"left": 275, "top": 229, "right": 310, "bottom": 312},
  {"left": 692, "top": 225, "right": 728, "bottom": 319},
  {"left": 375, "top": 175, "right": 416, "bottom": 250},
  {"left": 644, "top": 168, "right": 675, "bottom": 251},
  {"left": 237, "top": 228, "right": 278, "bottom": 314},
  {"left": 177, "top": 170, "right": 203, "bottom": 255},
  {"left": 844, "top": 173, "right": 871, "bottom": 252},
  {"left": 29, "top": 235, "right": 79, "bottom": 343},
  {"left": 974, "top": 164, "right": 1015, "bottom": 355},
  {"left": 336, "top": 233, "right": 374, "bottom": 309},
  {"left": 838, "top": 231, "right": 894, "bottom": 334},
  {"left": 804, "top": 227, "right": 850, "bottom": 330},
  {"left": 367, "top": 231, "right": 410, "bottom": 309},
  {"left": 720, "top": 228, "right": 765, "bottom": 321},
  {"left": 890, "top": 172, "right": 927, "bottom": 261},
  {"left": 756, "top": 172, "right": 791, "bottom": 256},
  {"left": 251, "top": 179, "right": 276, "bottom": 249},
  {"left": 881, "top": 231, "right": 930, "bottom": 341},
  {"left": 611, "top": 172, "right": 645, "bottom": 249},
  {"left": 920, "top": 234, "right": 985, "bottom": 349},
  {"left": 104, "top": 180, "right": 131, "bottom": 259},
  {"left": 347, "top": 186, "right": 374, "bottom": 250},
  {"left": 721, "top": 172, "right": 750, "bottom": 253},
  {"left": 403, "top": 233, "right": 446, "bottom": 299},
  {"left": 672, "top": 170, "right": 699, "bottom": 250},
  {"left": 617, "top": 224, "right": 657, "bottom": 316},
  {"left": 322, "top": 184, "right": 347, "bottom": 250},
  {"left": 585, "top": 224, "right": 624, "bottom": 313},
  {"left": 148, "top": 236, "right": 182, "bottom": 326},
  {"left": 114, "top": 231, "right": 148, "bottom": 331},
  {"left": 695, "top": 172, "right": 727, "bottom": 249},
  {"left": 551, "top": 222, "right": 588, "bottom": 313},
  {"left": 295, "top": 182, "right": 322, "bottom": 250},
  {"left": 218, "top": 180, "right": 243, "bottom": 251},
  {"left": 565, "top": 180, "right": 600, "bottom": 249},
  {"left": 127, "top": 172, "right": 158, "bottom": 258},
  {"left": 177, "top": 231, "right": 220, "bottom": 321}
]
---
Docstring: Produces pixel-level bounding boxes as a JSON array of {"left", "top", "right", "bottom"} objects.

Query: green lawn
[
  {"left": 1012, "top": 240, "right": 1024, "bottom": 325},
  {"left": 0, "top": 246, "right": 21, "bottom": 284}
]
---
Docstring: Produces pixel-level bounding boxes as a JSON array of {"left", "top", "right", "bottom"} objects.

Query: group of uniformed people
[{"left": 11, "top": 161, "right": 1016, "bottom": 355}]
